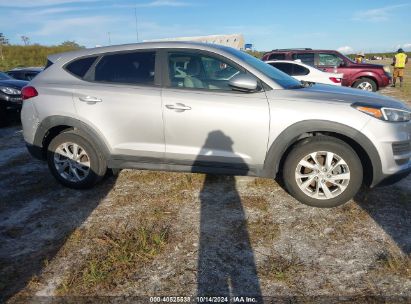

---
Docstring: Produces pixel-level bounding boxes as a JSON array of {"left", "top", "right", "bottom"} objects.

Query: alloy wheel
[
  {"left": 295, "top": 151, "right": 350, "bottom": 200},
  {"left": 53, "top": 142, "right": 91, "bottom": 182}
]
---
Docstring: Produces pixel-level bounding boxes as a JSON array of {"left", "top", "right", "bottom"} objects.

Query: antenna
[{"left": 134, "top": 7, "right": 139, "bottom": 42}]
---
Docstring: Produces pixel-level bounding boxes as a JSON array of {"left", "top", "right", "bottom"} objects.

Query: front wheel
[
  {"left": 47, "top": 131, "right": 106, "bottom": 189},
  {"left": 353, "top": 78, "right": 377, "bottom": 92},
  {"left": 283, "top": 137, "right": 363, "bottom": 208}
]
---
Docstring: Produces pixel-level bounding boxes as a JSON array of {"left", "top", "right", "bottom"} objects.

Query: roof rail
[{"left": 271, "top": 48, "right": 313, "bottom": 51}]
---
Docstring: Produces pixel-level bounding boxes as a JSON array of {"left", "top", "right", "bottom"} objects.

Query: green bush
[{"left": 0, "top": 42, "right": 83, "bottom": 71}]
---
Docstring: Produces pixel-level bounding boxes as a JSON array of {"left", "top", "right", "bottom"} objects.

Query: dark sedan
[
  {"left": 0, "top": 72, "right": 28, "bottom": 125},
  {"left": 6, "top": 67, "right": 43, "bottom": 81}
]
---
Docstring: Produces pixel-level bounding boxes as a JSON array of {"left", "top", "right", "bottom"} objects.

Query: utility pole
[
  {"left": 107, "top": 32, "right": 111, "bottom": 45},
  {"left": 134, "top": 7, "right": 139, "bottom": 42}
]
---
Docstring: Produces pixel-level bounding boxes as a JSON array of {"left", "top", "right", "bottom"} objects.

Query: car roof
[
  {"left": 265, "top": 60, "right": 313, "bottom": 68},
  {"left": 47, "top": 41, "right": 233, "bottom": 63},
  {"left": 266, "top": 49, "right": 338, "bottom": 53}
]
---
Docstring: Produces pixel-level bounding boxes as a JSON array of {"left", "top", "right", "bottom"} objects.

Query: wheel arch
[
  {"left": 263, "top": 120, "right": 382, "bottom": 187},
  {"left": 352, "top": 73, "right": 380, "bottom": 90},
  {"left": 33, "top": 115, "right": 111, "bottom": 160}
]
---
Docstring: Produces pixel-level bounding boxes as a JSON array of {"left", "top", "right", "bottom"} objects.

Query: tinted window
[
  {"left": 292, "top": 64, "right": 309, "bottom": 76},
  {"left": 25, "top": 72, "right": 39, "bottom": 80},
  {"left": 318, "top": 53, "right": 343, "bottom": 66},
  {"left": 45, "top": 60, "right": 53, "bottom": 70},
  {"left": 168, "top": 52, "right": 243, "bottom": 90},
  {"left": 292, "top": 53, "right": 314, "bottom": 66},
  {"left": 5, "top": 72, "right": 18, "bottom": 79},
  {"left": 268, "top": 53, "right": 286, "bottom": 60},
  {"left": 66, "top": 56, "right": 97, "bottom": 78},
  {"left": 94, "top": 52, "right": 155, "bottom": 85},
  {"left": 268, "top": 62, "right": 292, "bottom": 75}
]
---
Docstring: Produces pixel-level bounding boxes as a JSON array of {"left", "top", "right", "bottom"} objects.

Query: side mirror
[
  {"left": 339, "top": 61, "right": 347, "bottom": 67},
  {"left": 228, "top": 74, "right": 258, "bottom": 92}
]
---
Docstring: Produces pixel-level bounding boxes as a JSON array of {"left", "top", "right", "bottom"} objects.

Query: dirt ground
[{"left": 1, "top": 63, "right": 410, "bottom": 303}]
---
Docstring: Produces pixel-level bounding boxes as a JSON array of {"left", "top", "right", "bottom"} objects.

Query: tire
[
  {"left": 47, "top": 130, "right": 107, "bottom": 189},
  {"left": 353, "top": 78, "right": 377, "bottom": 92},
  {"left": 283, "top": 136, "right": 363, "bottom": 208}
]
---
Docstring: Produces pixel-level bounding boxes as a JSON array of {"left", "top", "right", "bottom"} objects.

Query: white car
[{"left": 265, "top": 60, "right": 343, "bottom": 86}]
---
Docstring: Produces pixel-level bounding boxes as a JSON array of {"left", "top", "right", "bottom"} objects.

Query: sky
[{"left": 0, "top": 0, "right": 410, "bottom": 53}]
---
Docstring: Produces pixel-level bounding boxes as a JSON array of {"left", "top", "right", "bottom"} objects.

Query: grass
[
  {"left": 259, "top": 248, "right": 304, "bottom": 285},
  {"left": 57, "top": 223, "right": 170, "bottom": 294},
  {"left": 372, "top": 250, "right": 411, "bottom": 279}
]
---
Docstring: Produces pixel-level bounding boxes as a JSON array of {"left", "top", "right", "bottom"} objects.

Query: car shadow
[
  {"left": 0, "top": 139, "right": 117, "bottom": 301},
  {"left": 354, "top": 180, "right": 411, "bottom": 255},
  {"left": 194, "top": 131, "right": 262, "bottom": 298}
]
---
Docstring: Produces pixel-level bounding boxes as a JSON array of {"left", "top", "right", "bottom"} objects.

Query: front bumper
[
  {"left": 362, "top": 118, "right": 411, "bottom": 186},
  {"left": 380, "top": 73, "right": 391, "bottom": 88},
  {"left": 377, "top": 166, "right": 411, "bottom": 186}
]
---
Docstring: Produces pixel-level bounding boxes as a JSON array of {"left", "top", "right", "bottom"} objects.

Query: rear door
[
  {"left": 71, "top": 50, "right": 164, "bottom": 160},
  {"left": 292, "top": 53, "right": 315, "bottom": 66},
  {"left": 161, "top": 50, "right": 270, "bottom": 173}
]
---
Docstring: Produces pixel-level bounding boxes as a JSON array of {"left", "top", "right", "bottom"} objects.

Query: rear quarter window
[
  {"left": 268, "top": 53, "right": 286, "bottom": 60},
  {"left": 65, "top": 56, "right": 98, "bottom": 78},
  {"left": 292, "top": 64, "right": 310, "bottom": 76}
]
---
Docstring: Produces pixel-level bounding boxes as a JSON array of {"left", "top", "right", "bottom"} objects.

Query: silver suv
[{"left": 21, "top": 42, "right": 411, "bottom": 207}]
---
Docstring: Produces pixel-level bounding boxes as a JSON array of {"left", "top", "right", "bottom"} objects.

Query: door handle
[
  {"left": 78, "top": 96, "right": 102, "bottom": 104},
  {"left": 165, "top": 103, "right": 192, "bottom": 111}
]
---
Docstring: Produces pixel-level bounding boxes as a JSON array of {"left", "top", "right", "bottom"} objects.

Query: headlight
[
  {"left": 0, "top": 87, "right": 21, "bottom": 95},
  {"left": 353, "top": 105, "right": 411, "bottom": 122},
  {"left": 383, "top": 65, "right": 391, "bottom": 74}
]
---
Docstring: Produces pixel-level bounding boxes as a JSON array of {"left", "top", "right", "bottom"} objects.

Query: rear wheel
[
  {"left": 353, "top": 78, "right": 377, "bottom": 92},
  {"left": 47, "top": 131, "right": 106, "bottom": 189},
  {"left": 283, "top": 136, "right": 363, "bottom": 208}
]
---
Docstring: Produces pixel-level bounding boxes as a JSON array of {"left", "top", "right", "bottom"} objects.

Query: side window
[
  {"left": 268, "top": 53, "right": 286, "bottom": 60},
  {"left": 66, "top": 56, "right": 98, "bottom": 78},
  {"left": 268, "top": 62, "right": 292, "bottom": 75},
  {"left": 167, "top": 52, "right": 244, "bottom": 91},
  {"left": 318, "top": 53, "right": 343, "bottom": 66},
  {"left": 94, "top": 51, "right": 155, "bottom": 85},
  {"left": 292, "top": 64, "right": 310, "bottom": 76},
  {"left": 25, "top": 72, "right": 38, "bottom": 80},
  {"left": 292, "top": 53, "right": 314, "bottom": 66}
]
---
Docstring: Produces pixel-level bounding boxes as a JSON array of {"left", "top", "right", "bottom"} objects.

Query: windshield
[
  {"left": 0, "top": 72, "right": 11, "bottom": 80},
  {"left": 341, "top": 53, "right": 355, "bottom": 63},
  {"left": 220, "top": 46, "right": 302, "bottom": 89}
]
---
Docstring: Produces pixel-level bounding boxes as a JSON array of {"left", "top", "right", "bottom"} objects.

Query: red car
[{"left": 262, "top": 48, "right": 391, "bottom": 91}]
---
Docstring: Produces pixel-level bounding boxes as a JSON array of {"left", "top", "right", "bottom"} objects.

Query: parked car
[
  {"left": 6, "top": 67, "right": 43, "bottom": 81},
  {"left": 21, "top": 42, "right": 411, "bottom": 208},
  {"left": 262, "top": 48, "right": 391, "bottom": 91},
  {"left": 0, "top": 72, "right": 28, "bottom": 125},
  {"left": 265, "top": 60, "right": 343, "bottom": 86}
]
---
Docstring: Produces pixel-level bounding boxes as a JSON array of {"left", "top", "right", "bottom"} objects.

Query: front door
[{"left": 161, "top": 50, "right": 270, "bottom": 174}]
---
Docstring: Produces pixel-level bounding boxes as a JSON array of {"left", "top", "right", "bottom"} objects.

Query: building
[{"left": 144, "top": 34, "right": 245, "bottom": 50}]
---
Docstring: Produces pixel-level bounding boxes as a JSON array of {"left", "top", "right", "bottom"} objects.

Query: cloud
[
  {"left": 140, "top": 0, "right": 191, "bottom": 7},
  {"left": 0, "top": 0, "right": 96, "bottom": 7},
  {"left": 112, "top": 0, "right": 193, "bottom": 9},
  {"left": 402, "top": 43, "right": 411, "bottom": 50},
  {"left": 337, "top": 46, "right": 354, "bottom": 54},
  {"left": 353, "top": 4, "right": 410, "bottom": 22}
]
